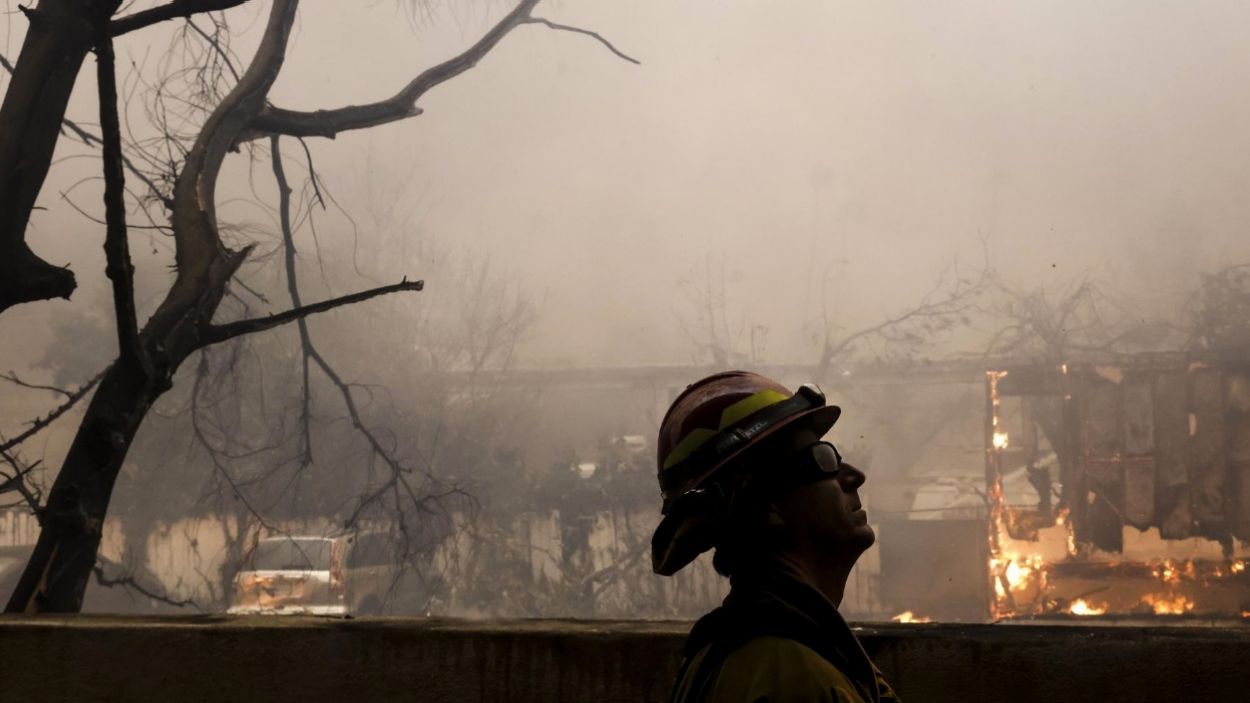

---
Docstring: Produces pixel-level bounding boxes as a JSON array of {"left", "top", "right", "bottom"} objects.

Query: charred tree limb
[
  {"left": 266, "top": 135, "right": 452, "bottom": 557},
  {"left": 137, "top": 0, "right": 299, "bottom": 334},
  {"left": 245, "top": 0, "right": 548, "bottom": 140},
  {"left": 0, "top": 449, "right": 44, "bottom": 517},
  {"left": 0, "top": 371, "right": 73, "bottom": 398},
  {"left": 202, "top": 279, "right": 424, "bottom": 347},
  {"left": 185, "top": 16, "right": 242, "bottom": 82},
  {"left": 90, "top": 564, "right": 197, "bottom": 608},
  {"left": 245, "top": 0, "right": 634, "bottom": 142},
  {"left": 4, "top": 360, "right": 156, "bottom": 613},
  {"left": 110, "top": 0, "right": 251, "bottom": 37},
  {"left": 520, "top": 17, "right": 640, "bottom": 64},
  {"left": 96, "top": 32, "right": 145, "bottom": 372},
  {"left": 2, "top": 51, "right": 169, "bottom": 207},
  {"left": 0, "top": 371, "right": 105, "bottom": 454},
  {"left": 0, "top": 0, "right": 125, "bottom": 313},
  {"left": 270, "top": 136, "right": 312, "bottom": 465}
]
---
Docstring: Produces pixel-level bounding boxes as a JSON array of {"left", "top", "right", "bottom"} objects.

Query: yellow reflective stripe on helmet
[
  {"left": 661, "top": 428, "right": 717, "bottom": 470},
  {"left": 718, "top": 389, "right": 788, "bottom": 430}
]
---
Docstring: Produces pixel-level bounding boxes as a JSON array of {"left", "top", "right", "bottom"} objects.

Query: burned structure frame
[{"left": 985, "top": 353, "right": 1250, "bottom": 620}]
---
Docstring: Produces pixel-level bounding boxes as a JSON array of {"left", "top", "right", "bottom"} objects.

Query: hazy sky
[{"left": 8, "top": 0, "right": 1250, "bottom": 372}]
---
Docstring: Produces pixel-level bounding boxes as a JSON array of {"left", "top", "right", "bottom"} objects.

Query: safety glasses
[{"left": 784, "top": 441, "right": 843, "bottom": 485}]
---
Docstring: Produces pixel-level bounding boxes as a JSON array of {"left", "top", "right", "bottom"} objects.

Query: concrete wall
[{"left": 1, "top": 617, "right": 1247, "bottom": 702}]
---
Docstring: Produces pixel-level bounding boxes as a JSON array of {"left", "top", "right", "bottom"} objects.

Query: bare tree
[
  {"left": 676, "top": 257, "right": 750, "bottom": 367},
  {"left": 812, "top": 263, "right": 992, "bottom": 381},
  {"left": 1, "top": 0, "right": 634, "bottom": 613},
  {"left": 1190, "top": 263, "right": 1250, "bottom": 356},
  {"left": 980, "top": 276, "right": 1182, "bottom": 363}
]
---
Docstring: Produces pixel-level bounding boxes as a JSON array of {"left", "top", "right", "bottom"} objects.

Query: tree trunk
[
  {"left": 0, "top": 0, "right": 122, "bottom": 314},
  {"left": 4, "top": 0, "right": 300, "bottom": 614},
  {"left": 4, "top": 361, "right": 157, "bottom": 612}
]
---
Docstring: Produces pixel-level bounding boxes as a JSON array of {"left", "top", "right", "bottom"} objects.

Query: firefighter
[{"left": 652, "top": 371, "right": 899, "bottom": 703}]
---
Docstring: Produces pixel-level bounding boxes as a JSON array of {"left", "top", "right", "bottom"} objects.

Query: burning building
[
  {"left": 875, "top": 353, "right": 1250, "bottom": 622},
  {"left": 985, "top": 354, "right": 1250, "bottom": 620}
]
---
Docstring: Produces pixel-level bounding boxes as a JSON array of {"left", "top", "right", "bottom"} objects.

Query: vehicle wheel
[{"left": 357, "top": 596, "right": 383, "bottom": 617}]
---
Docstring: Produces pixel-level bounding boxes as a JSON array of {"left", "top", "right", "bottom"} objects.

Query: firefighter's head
[{"left": 650, "top": 371, "right": 873, "bottom": 578}]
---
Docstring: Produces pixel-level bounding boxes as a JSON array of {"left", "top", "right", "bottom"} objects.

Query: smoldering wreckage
[{"left": 892, "top": 353, "right": 1250, "bottom": 623}]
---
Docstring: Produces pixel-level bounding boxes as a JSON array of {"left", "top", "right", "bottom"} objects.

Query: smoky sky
[{"left": 6, "top": 0, "right": 1250, "bottom": 376}]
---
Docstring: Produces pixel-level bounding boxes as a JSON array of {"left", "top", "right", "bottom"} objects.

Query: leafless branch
[
  {"left": 295, "top": 137, "right": 325, "bottom": 209},
  {"left": 0, "top": 53, "right": 171, "bottom": 208},
  {"left": 1, "top": 372, "right": 73, "bottom": 398},
  {"left": 0, "top": 371, "right": 105, "bottom": 454},
  {"left": 97, "top": 31, "right": 145, "bottom": 371},
  {"left": 161, "top": 0, "right": 297, "bottom": 289},
  {"left": 111, "top": 0, "right": 252, "bottom": 37},
  {"left": 185, "top": 16, "right": 242, "bottom": 83},
  {"left": 265, "top": 136, "right": 461, "bottom": 586},
  {"left": 91, "top": 564, "right": 198, "bottom": 609},
  {"left": 521, "top": 17, "right": 640, "bottom": 64},
  {"left": 246, "top": 0, "right": 551, "bottom": 141},
  {"left": 201, "top": 278, "right": 424, "bottom": 346},
  {"left": 0, "top": 449, "right": 43, "bottom": 517},
  {"left": 816, "top": 263, "right": 992, "bottom": 378},
  {"left": 270, "top": 136, "right": 313, "bottom": 465}
]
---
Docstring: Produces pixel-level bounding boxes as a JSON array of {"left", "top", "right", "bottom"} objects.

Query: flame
[
  {"left": 1232, "top": 561, "right": 1246, "bottom": 574},
  {"left": 1067, "top": 599, "right": 1107, "bottom": 616},
  {"left": 992, "top": 431, "right": 1010, "bottom": 450},
  {"left": 999, "top": 554, "right": 1043, "bottom": 592},
  {"left": 1154, "top": 560, "right": 1181, "bottom": 584},
  {"left": 1151, "top": 559, "right": 1201, "bottom": 584},
  {"left": 891, "top": 611, "right": 931, "bottom": 624},
  {"left": 1004, "top": 560, "right": 1028, "bottom": 589},
  {"left": 1143, "top": 593, "right": 1193, "bottom": 615}
]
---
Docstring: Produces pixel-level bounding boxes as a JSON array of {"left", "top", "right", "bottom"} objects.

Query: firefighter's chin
[{"left": 848, "top": 513, "right": 876, "bottom": 551}]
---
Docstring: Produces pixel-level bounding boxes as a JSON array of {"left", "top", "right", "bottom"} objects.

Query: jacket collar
[{"left": 684, "top": 569, "right": 880, "bottom": 703}]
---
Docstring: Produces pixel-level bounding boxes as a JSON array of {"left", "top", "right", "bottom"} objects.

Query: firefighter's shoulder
[{"left": 702, "top": 635, "right": 869, "bottom": 703}]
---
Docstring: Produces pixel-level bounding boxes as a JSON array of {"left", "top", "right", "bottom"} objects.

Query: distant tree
[
  {"left": 1190, "top": 263, "right": 1250, "bottom": 356},
  {"left": 0, "top": 0, "right": 634, "bottom": 613}
]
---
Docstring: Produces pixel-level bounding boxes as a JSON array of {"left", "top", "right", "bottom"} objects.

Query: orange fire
[
  {"left": 983, "top": 365, "right": 1250, "bottom": 621},
  {"left": 1000, "top": 554, "right": 1043, "bottom": 591},
  {"left": 1154, "top": 560, "right": 1181, "bottom": 584},
  {"left": 1143, "top": 593, "right": 1194, "bottom": 615},
  {"left": 891, "top": 611, "right": 932, "bottom": 624},
  {"left": 1067, "top": 599, "right": 1107, "bottom": 616}
]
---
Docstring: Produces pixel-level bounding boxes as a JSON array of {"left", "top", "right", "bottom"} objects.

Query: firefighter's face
[{"left": 771, "top": 428, "right": 876, "bottom": 560}]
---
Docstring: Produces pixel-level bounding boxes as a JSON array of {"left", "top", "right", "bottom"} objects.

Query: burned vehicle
[{"left": 229, "top": 532, "right": 405, "bottom": 616}]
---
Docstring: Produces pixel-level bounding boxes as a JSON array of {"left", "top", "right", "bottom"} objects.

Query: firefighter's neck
[{"left": 768, "top": 548, "right": 854, "bottom": 608}]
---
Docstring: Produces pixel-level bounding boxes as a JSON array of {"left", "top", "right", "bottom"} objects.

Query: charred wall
[{"left": 0, "top": 616, "right": 1246, "bottom": 702}]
